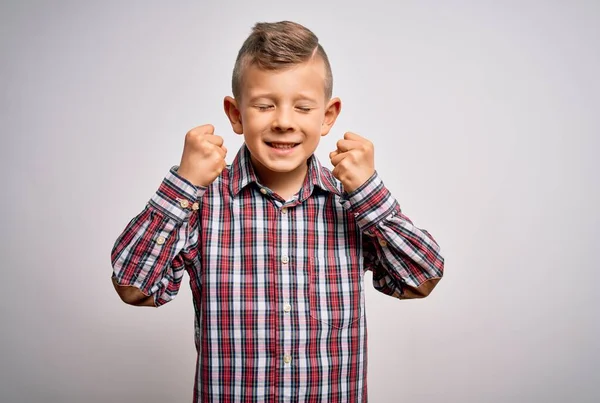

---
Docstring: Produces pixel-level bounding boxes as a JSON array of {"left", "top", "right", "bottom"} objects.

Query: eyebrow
[{"left": 247, "top": 93, "right": 319, "bottom": 103}]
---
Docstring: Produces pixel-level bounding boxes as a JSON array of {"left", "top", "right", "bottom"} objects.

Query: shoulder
[{"left": 204, "top": 163, "right": 233, "bottom": 194}]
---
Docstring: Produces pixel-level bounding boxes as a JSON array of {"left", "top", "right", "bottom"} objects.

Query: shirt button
[
  {"left": 283, "top": 303, "right": 292, "bottom": 313},
  {"left": 281, "top": 207, "right": 288, "bottom": 215},
  {"left": 283, "top": 354, "right": 292, "bottom": 364},
  {"left": 379, "top": 239, "right": 388, "bottom": 247},
  {"left": 156, "top": 236, "right": 166, "bottom": 245},
  {"left": 281, "top": 255, "right": 289, "bottom": 264},
  {"left": 178, "top": 199, "right": 189, "bottom": 208},
  {"left": 260, "top": 188, "right": 267, "bottom": 195}
]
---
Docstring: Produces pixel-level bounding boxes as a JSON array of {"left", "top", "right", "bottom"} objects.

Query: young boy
[{"left": 111, "top": 20, "right": 444, "bottom": 403}]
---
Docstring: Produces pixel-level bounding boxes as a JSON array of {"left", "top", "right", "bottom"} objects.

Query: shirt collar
[{"left": 229, "top": 143, "right": 342, "bottom": 198}]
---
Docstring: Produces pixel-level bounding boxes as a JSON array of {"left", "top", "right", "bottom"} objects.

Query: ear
[
  {"left": 321, "top": 97, "right": 342, "bottom": 136},
  {"left": 223, "top": 96, "right": 244, "bottom": 135}
]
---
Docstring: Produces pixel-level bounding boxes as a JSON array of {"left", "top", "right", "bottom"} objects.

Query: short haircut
[{"left": 231, "top": 21, "right": 333, "bottom": 100}]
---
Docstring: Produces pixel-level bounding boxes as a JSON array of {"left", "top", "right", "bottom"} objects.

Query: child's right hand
[{"left": 177, "top": 124, "right": 228, "bottom": 187}]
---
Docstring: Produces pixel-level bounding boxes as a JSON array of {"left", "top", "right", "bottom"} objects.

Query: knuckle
[
  {"left": 200, "top": 124, "right": 214, "bottom": 134},
  {"left": 185, "top": 130, "right": 196, "bottom": 140}
]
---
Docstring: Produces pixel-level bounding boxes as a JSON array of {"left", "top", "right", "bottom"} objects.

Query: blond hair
[{"left": 231, "top": 21, "right": 333, "bottom": 100}]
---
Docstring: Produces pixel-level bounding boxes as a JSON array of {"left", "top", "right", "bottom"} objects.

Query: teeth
[{"left": 270, "top": 143, "right": 296, "bottom": 149}]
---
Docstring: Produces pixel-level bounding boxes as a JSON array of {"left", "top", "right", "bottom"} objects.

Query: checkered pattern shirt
[{"left": 111, "top": 143, "right": 444, "bottom": 403}]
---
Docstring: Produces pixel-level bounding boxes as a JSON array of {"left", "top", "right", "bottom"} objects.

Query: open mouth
[{"left": 265, "top": 142, "right": 300, "bottom": 149}]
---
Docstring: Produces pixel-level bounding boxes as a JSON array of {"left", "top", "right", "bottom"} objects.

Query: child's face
[{"left": 224, "top": 58, "right": 341, "bottom": 179}]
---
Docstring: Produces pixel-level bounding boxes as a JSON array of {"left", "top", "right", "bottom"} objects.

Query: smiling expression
[{"left": 224, "top": 57, "right": 341, "bottom": 186}]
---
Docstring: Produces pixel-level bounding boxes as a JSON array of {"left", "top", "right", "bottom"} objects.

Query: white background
[{"left": 1, "top": 1, "right": 598, "bottom": 402}]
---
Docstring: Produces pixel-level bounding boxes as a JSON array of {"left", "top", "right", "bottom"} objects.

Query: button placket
[{"left": 278, "top": 198, "right": 293, "bottom": 379}]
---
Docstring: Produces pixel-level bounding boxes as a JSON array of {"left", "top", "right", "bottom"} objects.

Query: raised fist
[{"left": 177, "top": 124, "right": 227, "bottom": 187}]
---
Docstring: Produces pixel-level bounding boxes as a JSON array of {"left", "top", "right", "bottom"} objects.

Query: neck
[{"left": 251, "top": 156, "right": 309, "bottom": 200}]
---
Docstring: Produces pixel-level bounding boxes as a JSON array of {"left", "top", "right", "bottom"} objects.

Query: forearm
[
  {"left": 112, "top": 276, "right": 156, "bottom": 307},
  {"left": 110, "top": 166, "right": 204, "bottom": 306},
  {"left": 347, "top": 172, "right": 444, "bottom": 298}
]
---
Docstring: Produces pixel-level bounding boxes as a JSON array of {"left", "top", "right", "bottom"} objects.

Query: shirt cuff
[
  {"left": 148, "top": 165, "right": 207, "bottom": 222},
  {"left": 346, "top": 171, "right": 400, "bottom": 233}
]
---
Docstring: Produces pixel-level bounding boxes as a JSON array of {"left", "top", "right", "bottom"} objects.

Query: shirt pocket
[{"left": 308, "top": 255, "right": 364, "bottom": 329}]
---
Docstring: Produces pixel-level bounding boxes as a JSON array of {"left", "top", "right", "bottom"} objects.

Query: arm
[
  {"left": 347, "top": 172, "right": 445, "bottom": 299},
  {"left": 112, "top": 276, "right": 155, "bottom": 306},
  {"left": 110, "top": 166, "right": 205, "bottom": 307}
]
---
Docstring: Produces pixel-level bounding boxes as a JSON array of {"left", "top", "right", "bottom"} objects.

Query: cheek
[
  {"left": 243, "top": 112, "right": 269, "bottom": 130},
  {"left": 305, "top": 116, "right": 325, "bottom": 133}
]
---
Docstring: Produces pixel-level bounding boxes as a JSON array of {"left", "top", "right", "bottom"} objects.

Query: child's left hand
[{"left": 329, "top": 132, "right": 375, "bottom": 193}]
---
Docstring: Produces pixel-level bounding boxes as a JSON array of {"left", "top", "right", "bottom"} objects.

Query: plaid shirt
[{"left": 111, "top": 143, "right": 444, "bottom": 403}]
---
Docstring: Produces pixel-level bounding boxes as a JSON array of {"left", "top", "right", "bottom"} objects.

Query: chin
[
  {"left": 252, "top": 155, "right": 308, "bottom": 174},
  {"left": 261, "top": 158, "right": 306, "bottom": 173}
]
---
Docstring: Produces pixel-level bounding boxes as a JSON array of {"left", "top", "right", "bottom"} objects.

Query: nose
[{"left": 271, "top": 106, "right": 296, "bottom": 132}]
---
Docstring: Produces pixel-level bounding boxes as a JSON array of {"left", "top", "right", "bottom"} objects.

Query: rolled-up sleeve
[
  {"left": 346, "top": 172, "right": 445, "bottom": 299},
  {"left": 111, "top": 166, "right": 205, "bottom": 306}
]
